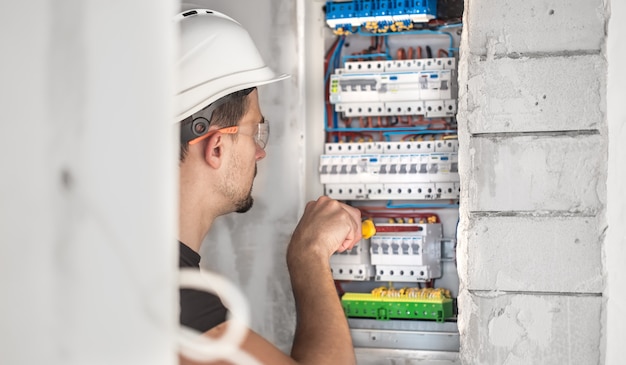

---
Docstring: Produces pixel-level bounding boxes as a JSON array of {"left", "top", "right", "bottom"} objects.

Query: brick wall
[{"left": 457, "top": 1, "right": 608, "bottom": 363}]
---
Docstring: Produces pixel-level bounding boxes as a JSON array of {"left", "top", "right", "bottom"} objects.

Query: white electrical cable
[{"left": 178, "top": 268, "right": 261, "bottom": 365}]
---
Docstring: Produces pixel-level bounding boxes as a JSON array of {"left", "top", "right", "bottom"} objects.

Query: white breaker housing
[
  {"left": 329, "top": 58, "right": 457, "bottom": 118},
  {"left": 320, "top": 142, "right": 460, "bottom": 200},
  {"left": 330, "top": 223, "right": 444, "bottom": 282},
  {"left": 330, "top": 237, "right": 375, "bottom": 281},
  {"left": 370, "top": 223, "right": 443, "bottom": 282}
]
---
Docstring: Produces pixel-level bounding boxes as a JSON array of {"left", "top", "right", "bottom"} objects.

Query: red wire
[
  {"left": 324, "top": 37, "right": 341, "bottom": 137},
  {"left": 358, "top": 208, "right": 441, "bottom": 223}
]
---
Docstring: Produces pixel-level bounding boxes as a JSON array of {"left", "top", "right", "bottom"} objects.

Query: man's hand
[
  {"left": 287, "top": 196, "right": 362, "bottom": 262},
  {"left": 285, "top": 196, "right": 359, "bottom": 365}
]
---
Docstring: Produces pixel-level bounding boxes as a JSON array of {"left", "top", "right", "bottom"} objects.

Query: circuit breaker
[
  {"left": 370, "top": 222, "right": 442, "bottom": 282},
  {"left": 318, "top": 0, "right": 463, "bottom": 359}
]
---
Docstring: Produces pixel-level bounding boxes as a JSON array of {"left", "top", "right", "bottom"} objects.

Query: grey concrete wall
[{"left": 457, "top": 0, "right": 609, "bottom": 364}]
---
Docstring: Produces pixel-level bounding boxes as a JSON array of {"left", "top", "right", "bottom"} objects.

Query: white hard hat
[{"left": 174, "top": 9, "right": 289, "bottom": 122}]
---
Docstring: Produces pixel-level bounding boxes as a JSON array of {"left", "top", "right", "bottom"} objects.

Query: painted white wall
[
  {"left": 0, "top": 1, "right": 178, "bottom": 364},
  {"left": 605, "top": 1, "right": 626, "bottom": 363}
]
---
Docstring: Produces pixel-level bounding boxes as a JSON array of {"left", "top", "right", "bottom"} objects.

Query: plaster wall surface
[
  {"left": 467, "top": 55, "right": 605, "bottom": 134},
  {"left": 468, "top": 135, "right": 605, "bottom": 212},
  {"left": 460, "top": 292, "right": 602, "bottom": 365},
  {"left": 466, "top": 215, "right": 603, "bottom": 293},
  {"left": 467, "top": 0, "right": 606, "bottom": 56}
]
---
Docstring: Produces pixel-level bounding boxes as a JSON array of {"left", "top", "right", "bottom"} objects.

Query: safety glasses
[{"left": 188, "top": 120, "right": 269, "bottom": 149}]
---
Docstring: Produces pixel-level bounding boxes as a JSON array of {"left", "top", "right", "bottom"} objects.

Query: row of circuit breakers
[
  {"left": 330, "top": 222, "right": 444, "bottom": 282},
  {"left": 330, "top": 58, "right": 457, "bottom": 118},
  {"left": 320, "top": 140, "right": 459, "bottom": 200}
]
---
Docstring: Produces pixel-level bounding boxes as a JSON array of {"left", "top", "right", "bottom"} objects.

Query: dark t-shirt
[{"left": 179, "top": 241, "right": 228, "bottom": 332}]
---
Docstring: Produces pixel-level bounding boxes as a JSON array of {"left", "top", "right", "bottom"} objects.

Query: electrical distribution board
[{"left": 320, "top": 0, "right": 462, "bottom": 357}]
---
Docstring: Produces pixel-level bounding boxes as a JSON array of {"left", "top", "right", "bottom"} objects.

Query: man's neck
[
  {"left": 178, "top": 176, "right": 219, "bottom": 252},
  {"left": 178, "top": 210, "right": 213, "bottom": 252},
  {"left": 178, "top": 143, "right": 230, "bottom": 253}
]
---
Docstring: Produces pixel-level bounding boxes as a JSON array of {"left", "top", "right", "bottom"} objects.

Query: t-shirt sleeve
[
  {"left": 180, "top": 288, "right": 228, "bottom": 332},
  {"left": 179, "top": 242, "right": 228, "bottom": 332}
]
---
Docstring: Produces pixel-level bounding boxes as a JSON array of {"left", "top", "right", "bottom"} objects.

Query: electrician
[{"left": 175, "top": 9, "right": 361, "bottom": 365}]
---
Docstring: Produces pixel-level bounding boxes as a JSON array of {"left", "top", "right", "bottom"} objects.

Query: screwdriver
[
  {"left": 361, "top": 219, "right": 423, "bottom": 239},
  {"left": 361, "top": 219, "right": 377, "bottom": 239}
]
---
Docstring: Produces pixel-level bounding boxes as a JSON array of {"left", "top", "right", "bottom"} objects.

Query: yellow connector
[
  {"left": 362, "top": 219, "right": 376, "bottom": 239},
  {"left": 372, "top": 286, "right": 387, "bottom": 297}
]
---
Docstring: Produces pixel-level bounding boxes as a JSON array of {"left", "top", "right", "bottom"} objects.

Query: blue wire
[
  {"left": 342, "top": 53, "right": 391, "bottom": 64},
  {"left": 386, "top": 201, "right": 459, "bottom": 209},
  {"left": 325, "top": 126, "right": 436, "bottom": 133},
  {"left": 324, "top": 36, "right": 346, "bottom": 142},
  {"left": 382, "top": 129, "right": 458, "bottom": 137},
  {"left": 324, "top": 36, "right": 345, "bottom": 85},
  {"left": 436, "top": 23, "right": 463, "bottom": 31},
  {"left": 334, "top": 37, "right": 343, "bottom": 69}
]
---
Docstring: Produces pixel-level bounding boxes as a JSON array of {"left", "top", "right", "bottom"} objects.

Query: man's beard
[
  {"left": 235, "top": 195, "right": 254, "bottom": 213},
  {"left": 234, "top": 165, "right": 257, "bottom": 213}
]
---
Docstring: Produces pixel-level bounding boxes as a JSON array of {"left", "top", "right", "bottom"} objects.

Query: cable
[
  {"left": 324, "top": 36, "right": 346, "bottom": 142},
  {"left": 178, "top": 268, "right": 260, "bottom": 365},
  {"left": 382, "top": 129, "right": 459, "bottom": 141},
  {"left": 386, "top": 201, "right": 459, "bottom": 209},
  {"left": 356, "top": 28, "right": 456, "bottom": 56}
]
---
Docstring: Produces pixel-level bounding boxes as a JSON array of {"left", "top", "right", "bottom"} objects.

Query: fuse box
[{"left": 318, "top": 0, "right": 463, "bottom": 359}]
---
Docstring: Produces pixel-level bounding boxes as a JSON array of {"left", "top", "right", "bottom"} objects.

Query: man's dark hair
[{"left": 179, "top": 87, "right": 255, "bottom": 162}]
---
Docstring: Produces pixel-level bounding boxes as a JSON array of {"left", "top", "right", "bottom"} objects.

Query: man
[{"left": 175, "top": 9, "right": 361, "bottom": 364}]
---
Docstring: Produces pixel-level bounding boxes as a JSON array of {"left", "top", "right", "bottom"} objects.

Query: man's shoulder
[{"left": 179, "top": 241, "right": 201, "bottom": 268}]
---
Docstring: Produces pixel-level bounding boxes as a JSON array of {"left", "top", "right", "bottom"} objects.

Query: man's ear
[{"left": 204, "top": 132, "right": 224, "bottom": 169}]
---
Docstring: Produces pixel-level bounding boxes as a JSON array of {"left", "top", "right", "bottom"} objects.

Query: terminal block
[
  {"left": 325, "top": 0, "right": 438, "bottom": 34},
  {"left": 342, "top": 287, "right": 453, "bottom": 322}
]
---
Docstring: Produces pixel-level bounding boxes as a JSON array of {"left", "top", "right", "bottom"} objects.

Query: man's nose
[{"left": 255, "top": 145, "right": 266, "bottom": 160}]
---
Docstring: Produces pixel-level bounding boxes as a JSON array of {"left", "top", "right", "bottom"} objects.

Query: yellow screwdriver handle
[{"left": 361, "top": 219, "right": 376, "bottom": 239}]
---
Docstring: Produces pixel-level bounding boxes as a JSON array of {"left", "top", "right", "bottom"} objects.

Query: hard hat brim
[{"left": 177, "top": 67, "right": 289, "bottom": 122}]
